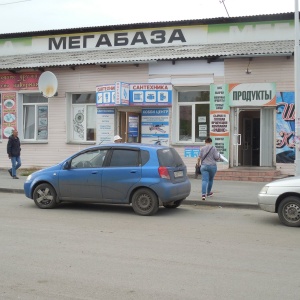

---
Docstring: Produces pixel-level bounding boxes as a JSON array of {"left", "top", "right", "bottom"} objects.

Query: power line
[
  {"left": 0, "top": 0, "right": 31, "bottom": 5},
  {"left": 219, "top": 0, "right": 230, "bottom": 17}
]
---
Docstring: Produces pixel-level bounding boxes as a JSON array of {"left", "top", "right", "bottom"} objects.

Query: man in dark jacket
[{"left": 7, "top": 129, "right": 21, "bottom": 179}]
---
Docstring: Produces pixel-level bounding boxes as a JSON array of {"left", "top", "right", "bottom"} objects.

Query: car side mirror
[{"left": 63, "top": 161, "right": 70, "bottom": 170}]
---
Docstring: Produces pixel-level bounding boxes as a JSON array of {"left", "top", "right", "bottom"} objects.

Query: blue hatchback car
[{"left": 24, "top": 143, "right": 191, "bottom": 216}]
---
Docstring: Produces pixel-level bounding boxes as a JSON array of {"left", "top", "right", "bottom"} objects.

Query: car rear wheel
[
  {"left": 163, "top": 200, "right": 183, "bottom": 209},
  {"left": 131, "top": 188, "right": 159, "bottom": 216},
  {"left": 33, "top": 183, "right": 57, "bottom": 209},
  {"left": 278, "top": 196, "right": 300, "bottom": 227}
]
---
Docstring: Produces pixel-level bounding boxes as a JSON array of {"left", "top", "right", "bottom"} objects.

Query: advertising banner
[
  {"left": 115, "top": 82, "right": 129, "bottom": 105},
  {"left": 96, "top": 108, "right": 115, "bottom": 144},
  {"left": 210, "top": 84, "right": 230, "bottom": 162},
  {"left": 141, "top": 108, "right": 169, "bottom": 145},
  {"left": 276, "top": 92, "right": 295, "bottom": 163},
  {"left": 2, "top": 92, "right": 17, "bottom": 139}
]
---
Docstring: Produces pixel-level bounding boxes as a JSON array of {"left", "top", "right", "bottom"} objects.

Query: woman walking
[{"left": 197, "top": 137, "right": 220, "bottom": 201}]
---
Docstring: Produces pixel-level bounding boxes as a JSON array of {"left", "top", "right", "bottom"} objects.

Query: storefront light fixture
[{"left": 245, "top": 58, "right": 252, "bottom": 74}]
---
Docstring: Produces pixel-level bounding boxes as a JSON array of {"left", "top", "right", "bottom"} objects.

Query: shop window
[
  {"left": 71, "top": 93, "right": 96, "bottom": 142},
  {"left": 22, "top": 94, "right": 48, "bottom": 141},
  {"left": 177, "top": 90, "right": 210, "bottom": 143}
]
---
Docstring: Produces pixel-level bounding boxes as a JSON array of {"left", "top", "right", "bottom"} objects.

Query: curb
[
  {"left": 0, "top": 188, "right": 24, "bottom": 194},
  {"left": 183, "top": 199, "right": 259, "bottom": 209},
  {"left": 0, "top": 188, "right": 259, "bottom": 210}
]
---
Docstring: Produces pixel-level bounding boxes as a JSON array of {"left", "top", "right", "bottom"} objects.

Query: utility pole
[{"left": 295, "top": 0, "right": 300, "bottom": 176}]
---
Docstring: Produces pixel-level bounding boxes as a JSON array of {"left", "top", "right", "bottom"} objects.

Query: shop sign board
[
  {"left": 96, "top": 84, "right": 115, "bottom": 106},
  {"left": 129, "top": 84, "right": 172, "bottom": 106},
  {"left": 228, "top": 83, "right": 276, "bottom": 107},
  {"left": 0, "top": 72, "right": 40, "bottom": 91},
  {"left": 96, "top": 83, "right": 172, "bottom": 107}
]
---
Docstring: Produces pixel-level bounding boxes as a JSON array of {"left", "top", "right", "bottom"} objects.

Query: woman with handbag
[{"left": 197, "top": 137, "right": 220, "bottom": 201}]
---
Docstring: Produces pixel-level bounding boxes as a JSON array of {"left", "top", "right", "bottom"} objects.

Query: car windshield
[{"left": 157, "top": 148, "right": 184, "bottom": 167}]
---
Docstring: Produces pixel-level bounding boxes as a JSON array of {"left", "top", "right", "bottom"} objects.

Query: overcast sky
[{"left": 0, "top": 0, "right": 296, "bottom": 34}]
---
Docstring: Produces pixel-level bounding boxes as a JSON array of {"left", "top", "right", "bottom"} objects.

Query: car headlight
[
  {"left": 259, "top": 186, "right": 269, "bottom": 194},
  {"left": 26, "top": 174, "right": 32, "bottom": 181}
]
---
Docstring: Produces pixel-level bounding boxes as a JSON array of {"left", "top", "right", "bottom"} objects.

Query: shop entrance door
[
  {"left": 232, "top": 107, "right": 274, "bottom": 167},
  {"left": 232, "top": 108, "right": 261, "bottom": 167},
  {"left": 119, "top": 112, "right": 141, "bottom": 143},
  {"left": 242, "top": 116, "right": 260, "bottom": 166}
]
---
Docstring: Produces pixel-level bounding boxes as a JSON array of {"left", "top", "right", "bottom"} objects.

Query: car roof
[{"left": 87, "top": 143, "right": 170, "bottom": 151}]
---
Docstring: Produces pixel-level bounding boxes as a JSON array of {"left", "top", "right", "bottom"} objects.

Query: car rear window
[
  {"left": 141, "top": 150, "right": 150, "bottom": 166},
  {"left": 157, "top": 148, "right": 184, "bottom": 167}
]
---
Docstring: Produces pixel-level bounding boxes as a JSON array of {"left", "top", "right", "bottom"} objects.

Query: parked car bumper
[
  {"left": 151, "top": 180, "right": 191, "bottom": 203},
  {"left": 258, "top": 193, "right": 277, "bottom": 212}
]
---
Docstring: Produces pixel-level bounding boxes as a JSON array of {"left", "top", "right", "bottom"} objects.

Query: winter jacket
[{"left": 7, "top": 135, "right": 21, "bottom": 157}]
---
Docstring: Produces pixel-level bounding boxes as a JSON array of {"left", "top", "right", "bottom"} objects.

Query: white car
[{"left": 258, "top": 176, "right": 300, "bottom": 227}]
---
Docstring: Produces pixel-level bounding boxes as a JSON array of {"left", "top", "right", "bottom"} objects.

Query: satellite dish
[{"left": 38, "top": 71, "right": 58, "bottom": 97}]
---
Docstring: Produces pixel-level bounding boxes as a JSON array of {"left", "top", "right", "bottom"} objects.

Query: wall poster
[{"left": 37, "top": 106, "right": 48, "bottom": 140}]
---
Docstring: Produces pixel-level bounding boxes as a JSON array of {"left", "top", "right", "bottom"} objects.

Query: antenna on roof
[{"left": 219, "top": 0, "right": 230, "bottom": 17}]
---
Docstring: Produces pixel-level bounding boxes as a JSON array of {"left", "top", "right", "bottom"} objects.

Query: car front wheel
[
  {"left": 278, "top": 196, "right": 300, "bottom": 227},
  {"left": 33, "top": 183, "right": 57, "bottom": 209},
  {"left": 131, "top": 188, "right": 159, "bottom": 216}
]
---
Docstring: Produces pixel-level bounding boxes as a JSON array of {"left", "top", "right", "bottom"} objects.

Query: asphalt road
[{"left": 0, "top": 193, "right": 299, "bottom": 300}]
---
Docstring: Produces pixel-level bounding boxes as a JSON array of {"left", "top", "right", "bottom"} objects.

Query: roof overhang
[{"left": 0, "top": 40, "right": 295, "bottom": 71}]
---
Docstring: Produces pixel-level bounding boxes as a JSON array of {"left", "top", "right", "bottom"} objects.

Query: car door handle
[
  {"left": 130, "top": 170, "right": 137, "bottom": 173},
  {"left": 91, "top": 171, "right": 98, "bottom": 174}
]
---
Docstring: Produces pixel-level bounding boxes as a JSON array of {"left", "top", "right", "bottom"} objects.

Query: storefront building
[{"left": 0, "top": 13, "right": 297, "bottom": 175}]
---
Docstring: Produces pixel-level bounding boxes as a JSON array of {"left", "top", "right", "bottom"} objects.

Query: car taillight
[{"left": 158, "top": 167, "right": 170, "bottom": 179}]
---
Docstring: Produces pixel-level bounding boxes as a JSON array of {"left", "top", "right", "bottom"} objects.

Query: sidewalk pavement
[{"left": 0, "top": 169, "right": 266, "bottom": 209}]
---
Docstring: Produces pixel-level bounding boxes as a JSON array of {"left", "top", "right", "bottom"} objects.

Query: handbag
[{"left": 195, "top": 163, "right": 201, "bottom": 175}]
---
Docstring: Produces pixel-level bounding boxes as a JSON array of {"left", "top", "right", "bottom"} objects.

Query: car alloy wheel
[{"left": 33, "top": 183, "right": 57, "bottom": 209}]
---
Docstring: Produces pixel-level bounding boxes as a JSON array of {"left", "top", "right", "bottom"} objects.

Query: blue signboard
[
  {"left": 184, "top": 147, "right": 200, "bottom": 158},
  {"left": 96, "top": 82, "right": 173, "bottom": 107},
  {"left": 129, "top": 83, "right": 172, "bottom": 106}
]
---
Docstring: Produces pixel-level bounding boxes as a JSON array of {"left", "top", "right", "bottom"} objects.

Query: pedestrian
[
  {"left": 114, "top": 135, "right": 122, "bottom": 143},
  {"left": 7, "top": 129, "right": 21, "bottom": 179},
  {"left": 197, "top": 137, "right": 220, "bottom": 201}
]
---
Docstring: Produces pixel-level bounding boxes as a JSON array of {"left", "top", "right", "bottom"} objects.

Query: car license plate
[{"left": 174, "top": 171, "right": 183, "bottom": 178}]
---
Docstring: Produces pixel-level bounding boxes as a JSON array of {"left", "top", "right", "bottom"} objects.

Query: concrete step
[{"left": 214, "top": 169, "right": 289, "bottom": 182}]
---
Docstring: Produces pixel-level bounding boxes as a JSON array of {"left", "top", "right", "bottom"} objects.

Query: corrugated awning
[{"left": 0, "top": 40, "right": 294, "bottom": 70}]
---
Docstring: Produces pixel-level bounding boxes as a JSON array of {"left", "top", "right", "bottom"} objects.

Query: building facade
[{"left": 0, "top": 13, "right": 297, "bottom": 174}]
